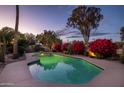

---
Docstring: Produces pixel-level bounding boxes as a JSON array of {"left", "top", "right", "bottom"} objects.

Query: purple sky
[{"left": 0, "top": 5, "right": 123, "bottom": 42}]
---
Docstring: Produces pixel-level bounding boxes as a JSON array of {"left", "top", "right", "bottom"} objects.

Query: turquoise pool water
[{"left": 28, "top": 54, "right": 102, "bottom": 84}]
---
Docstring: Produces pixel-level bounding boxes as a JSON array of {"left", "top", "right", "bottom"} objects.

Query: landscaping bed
[{"left": 0, "top": 63, "right": 5, "bottom": 74}]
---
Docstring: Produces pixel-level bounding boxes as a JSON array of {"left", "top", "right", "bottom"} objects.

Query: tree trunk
[
  {"left": 0, "top": 43, "right": 5, "bottom": 62},
  {"left": 81, "top": 29, "right": 90, "bottom": 56},
  {"left": 3, "top": 37, "right": 6, "bottom": 62},
  {"left": 0, "top": 36, "right": 6, "bottom": 62},
  {"left": 13, "top": 5, "right": 19, "bottom": 58}
]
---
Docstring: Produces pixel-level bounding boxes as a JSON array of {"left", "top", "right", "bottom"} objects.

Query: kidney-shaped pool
[{"left": 28, "top": 54, "right": 103, "bottom": 84}]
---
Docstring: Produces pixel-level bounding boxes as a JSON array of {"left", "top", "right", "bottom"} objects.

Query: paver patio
[{"left": 0, "top": 53, "right": 124, "bottom": 87}]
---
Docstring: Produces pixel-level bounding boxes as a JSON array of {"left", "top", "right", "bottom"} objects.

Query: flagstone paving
[{"left": 0, "top": 53, "right": 124, "bottom": 87}]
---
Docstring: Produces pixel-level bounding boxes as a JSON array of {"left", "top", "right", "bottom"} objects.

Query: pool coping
[
  {"left": 0, "top": 52, "right": 124, "bottom": 87},
  {"left": 54, "top": 53, "right": 104, "bottom": 70}
]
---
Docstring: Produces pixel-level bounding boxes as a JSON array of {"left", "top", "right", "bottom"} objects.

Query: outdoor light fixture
[
  {"left": 41, "top": 53, "right": 44, "bottom": 56},
  {"left": 88, "top": 50, "right": 96, "bottom": 57}
]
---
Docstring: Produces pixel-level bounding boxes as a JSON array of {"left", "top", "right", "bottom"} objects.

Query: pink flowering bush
[
  {"left": 72, "top": 41, "right": 85, "bottom": 54},
  {"left": 61, "top": 43, "right": 69, "bottom": 51},
  {"left": 89, "top": 39, "right": 117, "bottom": 58},
  {"left": 52, "top": 43, "right": 62, "bottom": 52}
]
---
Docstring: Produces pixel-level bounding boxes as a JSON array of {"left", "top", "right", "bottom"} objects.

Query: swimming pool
[{"left": 28, "top": 54, "right": 102, "bottom": 84}]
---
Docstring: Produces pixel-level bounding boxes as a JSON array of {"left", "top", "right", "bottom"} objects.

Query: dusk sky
[{"left": 0, "top": 5, "right": 124, "bottom": 42}]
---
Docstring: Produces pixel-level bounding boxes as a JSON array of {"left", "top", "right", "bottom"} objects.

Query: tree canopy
[
  {"left": 67, "top": 5, "right": 103, "bottom": 45},
  {"left": 0, "top": 27, "right": 15, "bottom": 44},
  {"left": 36, "top": 30, "right": 62, "bottom": 49}
]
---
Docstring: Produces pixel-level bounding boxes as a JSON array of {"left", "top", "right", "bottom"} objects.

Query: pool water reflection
[{"left": 28, "top": 54, "right": 102, "bottom": 84}]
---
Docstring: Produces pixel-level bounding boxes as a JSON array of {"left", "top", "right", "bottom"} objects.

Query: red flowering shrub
[
  {"left": 62, "top": 43, "right": 69, "bottom": 51},
  {"left": 89, "top": 39, "right": 117, "bottom": 58},
  {"left": 61, "top": 43, "right": 72, "bottom": 54},
  {"left": 52, "top": 43, "right": 62, "bottom": 52},
  {"left": 72, "top": 41, "right": 85, "bottom": 54}
]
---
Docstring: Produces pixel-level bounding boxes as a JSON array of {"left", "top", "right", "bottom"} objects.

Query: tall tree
[
  {"left": 13, "top": 5, "right": 19, "bottom": 58},
  {"left": 67, "top": 6, "right": 103, "bottom": 47},
  {"left": 24, "top": 33, "right": 36, "bottom": 45},
  {"left": 120, "top": 27, "right": 124, "bottom": 41}
]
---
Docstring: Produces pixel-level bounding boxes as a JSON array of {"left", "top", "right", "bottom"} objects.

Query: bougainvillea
[
  {"left": 52, "top": 43, "right": 62, "bottom": 52},
  {"left": 61, "top": 43, "right": 69, "bottom": 51},
  {"left": 89, "top": 39, "right": 117, "bottom": 58},
  {"left": 72, "top": 41, "right": 85, "bottom": 54}
]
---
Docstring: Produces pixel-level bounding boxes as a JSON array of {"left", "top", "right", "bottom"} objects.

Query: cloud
[
  {"left": 56, "top": 27, "right": 120, "bottom": 39},
  {"left": 56, "top": 28, "right": 81, "bottom": 36},
  {"left": 66, "top": 35, "right": 82, "bottom": 38},
  {"left": 66, "top": 32, "right": 119, "bottom": 38},
  {"left": 91, "top": 32, "right": 111, "bottom": 36}
]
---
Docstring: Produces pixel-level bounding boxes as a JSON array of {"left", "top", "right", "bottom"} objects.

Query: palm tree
[
  {"left": 0, "top": 27, "right": 15, "bottom": 62},
  {"left": 13, "top": 5, "right": 19, "bottom": 58}
]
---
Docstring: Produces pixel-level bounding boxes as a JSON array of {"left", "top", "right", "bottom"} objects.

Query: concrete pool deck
[{"left": 0, "top": 53, "right": 124, "bottom": 87}]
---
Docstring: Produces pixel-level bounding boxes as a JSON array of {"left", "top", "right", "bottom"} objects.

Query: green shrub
[
  {"left": 7, "top": 46, "right": 13, "bottom": 54},
  {"left": 83, "top": 51, "right": 88, "bottom": 56},
  {"left": 18, "top": 46, "right": 25, "bottom": 56},
  {"left": 34, "top": 45, "right": 44, "bottom": 52},
  {"left": 120, "top": 54, "right": 124, "bottom": 64},
  {"left": 13, "top": 46, "right": 25, "bottom": 59},
  {"left": 0, "top": 47, "right": 5, "bottom": 62},
  {"left": 96, "top": 53, "right": 104, "bottom": 59},
  {"left": 18, "top": 39, "right": 29, "bottom": 49}
]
